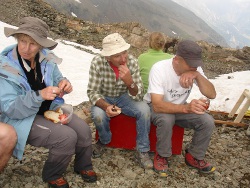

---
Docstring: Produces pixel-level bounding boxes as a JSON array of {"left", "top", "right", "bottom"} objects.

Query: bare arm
[
  {"left": 95, "top": 98, "right": 111, "bottom": 111},
  {"left": 95, "top": 98, "right": 121, "bottom": 117},
  {"left": 179, "top": 71, "right": 216, "bottom": 99},
  {"left": 195, "top": 73, "right": 216, "bottom": 99},
  {"left": 151, "top": 93, "right": 208, "bottom": 114}
]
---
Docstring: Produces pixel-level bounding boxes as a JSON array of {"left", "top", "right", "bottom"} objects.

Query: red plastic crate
[{"left": 95, "top": 114, "right": 184, "bottom": 154}]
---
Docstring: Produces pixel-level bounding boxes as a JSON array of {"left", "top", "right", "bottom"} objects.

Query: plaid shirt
[{"left": 87, "top": 54, "right": 144, "bottom": 105}]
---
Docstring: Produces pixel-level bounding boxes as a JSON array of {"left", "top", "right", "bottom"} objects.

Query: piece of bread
[
  {"left": 55, "top": 107, "right": 63, "bottom": 114},
  {"left": 116, "top": 109, "right": 121, "bottom": 114},
  {"left": 44, "top": 108, "right": 63, "bottom": 123}
]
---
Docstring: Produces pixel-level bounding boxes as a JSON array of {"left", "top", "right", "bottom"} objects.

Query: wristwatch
[{"left": 130, "top": 82, "right": 135, "bottom": 89}]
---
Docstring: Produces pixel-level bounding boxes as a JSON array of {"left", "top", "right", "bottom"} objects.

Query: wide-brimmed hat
[
  {"left": 4, "top": 17, "right": 57, "bottom": 50},
  {"left": 176, "top": 40, "right": 203, "bottom": 67},
  {"left": 100, "top": 33, "right": 130, "bottom": 56}
]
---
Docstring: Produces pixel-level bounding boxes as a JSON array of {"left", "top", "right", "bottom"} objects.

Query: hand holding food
[
  {"left": 199, "top": 97, "right": 210, "bottom": 110},
  {"left": 106, "top": 104, "right": 121, "bottom": 117},
  {"left": 44, "top": 107, "right": 70, "bottom": 124},
  {"left": 111, "top": 104, "right": 121, "bottom": 114}
]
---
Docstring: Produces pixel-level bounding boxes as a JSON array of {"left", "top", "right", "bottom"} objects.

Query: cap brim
[
  {"left": 185, "top": 58, "right": 203, "bottom": 67},
  {"left": 4, "top": 27, "right": 58, "bottom": 50},
  {"left": 4, "top": 27, "right": 17, "bottom": 37}
]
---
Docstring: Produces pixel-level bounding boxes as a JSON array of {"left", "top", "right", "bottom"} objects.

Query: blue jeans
[{"left": 91, "top": 93, "right": 151, "bottom": 152}]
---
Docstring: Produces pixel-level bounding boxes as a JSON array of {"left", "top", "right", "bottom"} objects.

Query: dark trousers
[
  {"left": 27, "top": 114, "right": 93, "bottom": 182},
  {"left": 149, "top": 103, "right": 215, "bottom": 160}
]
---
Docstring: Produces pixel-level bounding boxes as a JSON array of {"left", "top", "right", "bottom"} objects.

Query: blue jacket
[{"left": 0, "top": 45, "right": 65, "bottom": 160}]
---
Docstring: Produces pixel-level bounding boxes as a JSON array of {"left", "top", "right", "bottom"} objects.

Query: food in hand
[
  {"left": 59, "top": 114, "right": 69, "bottom": 124},
  {"left": 116, "top": 109, "right": 121, "bottom": 114},
  {"left": 112, "top": 105, "right": 116, "bottom": 112},
  {"left": 58, "top": 91, "right": 64, "bottom": 98},
  {"left": 55, "top": 107, "right": 63, "bottom": 114},
  {"left": 111, "top": 105, "right": 121, "bottom": 114},
  {"left": 44, "top": 110, "right": 62, "bottom": 123},
  {"left": 44, "top": 107, "right": 69, "bottom": 124},
  {"left": 199, "top": 97, "right": 210, "bottom": 110},
  {"left": 205, "top": 102, "right": 210, "bottom": 110}
]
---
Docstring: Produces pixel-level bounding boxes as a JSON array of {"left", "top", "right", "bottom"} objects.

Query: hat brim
[
  {"left": 185, "top": 58, "right": 203, "bottom": 67},
  {"left": 100, "top": 43, "right": 130, "bottom": 56},
  {"left": 4, "top": 27, "right": 58, "bottom": 50}
]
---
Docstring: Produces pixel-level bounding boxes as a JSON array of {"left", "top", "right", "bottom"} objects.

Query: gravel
[
  {"left": 0, "top": 1, "right": 250, "bottom": 187},
  {"left": 1, "top": 116, "right": 250, "bottom": 188}
]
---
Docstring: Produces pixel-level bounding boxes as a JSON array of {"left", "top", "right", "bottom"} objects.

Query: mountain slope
[
  {"left": 172, "top": 0, "right": 250, "bottom": 48},
  {"left": 42, "top": 0, "right": 229, "bottom": 47}
]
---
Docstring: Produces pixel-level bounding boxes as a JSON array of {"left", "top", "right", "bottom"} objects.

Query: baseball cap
[{"left": 176, "top": 40, "right": 203, "bottom": 67}]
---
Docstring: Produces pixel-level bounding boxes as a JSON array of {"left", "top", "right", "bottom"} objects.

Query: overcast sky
[{"left": 172, "top": 0, "right": 250, "bottom": 12}]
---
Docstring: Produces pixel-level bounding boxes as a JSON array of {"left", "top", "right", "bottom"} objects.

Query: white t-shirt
[{"left": 144, "top": 58, "right": 206, "bottom": 104}]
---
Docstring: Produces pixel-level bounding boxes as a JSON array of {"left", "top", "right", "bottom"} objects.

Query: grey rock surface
[{"left": 1, "top": 108, "right": 250, "bottom": 187}]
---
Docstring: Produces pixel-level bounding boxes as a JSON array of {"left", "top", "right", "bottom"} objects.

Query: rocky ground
[
  {"left": 0, "top": 0, "right": 250, "bottom": 187},
  {"left": 1, "top": 103, "right": 250, "bottom": 188}
]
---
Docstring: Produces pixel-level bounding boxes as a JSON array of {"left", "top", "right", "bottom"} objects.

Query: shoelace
[
  {"left": 49, "top": 177, "right": 67, "bottom": 186},
  {"left": 193, "top": 158, "right": 207, "bottom": 167},
  {"left": 156, "top": 155, "right": 168, "bottom": 167},
  {"left": 198, "top": 159, "right": 207, "bottom": 167},
  {"left": 82, "top": 170, "right": 96, "bottom": 176}
]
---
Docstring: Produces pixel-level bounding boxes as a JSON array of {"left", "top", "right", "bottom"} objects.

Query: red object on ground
[{"left": 95, "top": 114, "right": 184, "bottom": 154}]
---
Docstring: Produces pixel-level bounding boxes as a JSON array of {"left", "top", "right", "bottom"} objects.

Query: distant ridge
[
  {"left": 0, "top": 0, "right": 250, "bottom": 79},
  {"left": 42, "top": 0, "right": 229, "bottom": 47}
]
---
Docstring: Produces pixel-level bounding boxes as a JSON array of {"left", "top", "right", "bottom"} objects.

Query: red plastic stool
[{"left": 95, "top": 114, "right": 184, "bottom": 154}]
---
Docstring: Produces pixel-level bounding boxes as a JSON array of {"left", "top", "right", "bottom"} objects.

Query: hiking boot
[
  {"left": 185, "top": 150, "right": 216, "bottom": 174},
  {"left": 153, "top": 152, "right": 168, "bottom": 177},
  {"left": 75, "top": 169, "right": 97, "bottom": 183},
  {"left": 135, "top": 151, "right": 153, "bottom": 169},
  {"left": 92, "top": 139, "right": 105, "bottom": 158},
  {"left": 48, "top": 177, "right": 69, "bottom": 188}
]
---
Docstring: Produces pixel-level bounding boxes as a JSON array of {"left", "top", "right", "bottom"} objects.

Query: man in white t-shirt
[{"left": 145, "top": 40, "right": 216, "bottom": 177}]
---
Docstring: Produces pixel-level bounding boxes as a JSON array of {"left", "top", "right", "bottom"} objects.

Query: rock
[
  {"left": 123, "top": 169, "right": 137, "bottom": 180},
  {"left": 0, "top": 0, "right": 250, "bottom": 187}
]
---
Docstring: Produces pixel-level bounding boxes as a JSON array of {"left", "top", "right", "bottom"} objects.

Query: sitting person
[
  {"left": 0, "top": 122, "right": 17, "bottom": 172},
  {"left": 138, "top": 32, "right": 173, "bottom": 95},
  {"left": 144, "top": 40, "right": 216, "bottom": 177},
  {"left": 0, "top": 17, "right": 97, "bottom": 188},
  {"left": 87, "top": 33, "right": 152, "bottom": 169}
]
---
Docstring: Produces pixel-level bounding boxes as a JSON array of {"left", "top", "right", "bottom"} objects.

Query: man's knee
[
  {"left": 56, "top": 129, "right": 78, "bottom": 151},
  {"left": 135, "top": 101, "right": 151, "bottom": 118},
  {"left": 202, "top": 114, "right": 215, "bottom": 133},
  {"left": 91, "top": 106, "right": 107, "bottom": 122},
  {"left": 0, "top": 123, "right": 17, "bottom": 146},
  {"left": 152, "top": 114, "right": 175, "bottom": 129},
  {"left": 9, "top": 127, "right": 17, "bottom": 147}
]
